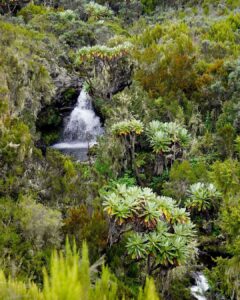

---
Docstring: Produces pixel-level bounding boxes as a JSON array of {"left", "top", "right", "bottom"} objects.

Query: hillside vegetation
[{"left": 0, "top": 0, "right": 240, "bottom": 299}]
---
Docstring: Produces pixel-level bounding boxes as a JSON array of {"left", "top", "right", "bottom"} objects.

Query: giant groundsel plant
[
  {"left": 186, "top": 182, "right": 221, "bottom": 213},
  {"left": 103, "top": 184, "right": 196, "bottom": 275},
  {"left": 111, "top": 119, "right": 144, "bottom": 175},
  {"left": 146, "top": 121, "right": 191, "bottom": 175}
]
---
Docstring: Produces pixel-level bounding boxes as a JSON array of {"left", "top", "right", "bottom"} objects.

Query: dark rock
[{"left": 51, "top": 68, "right": 83, "bottom": 103}]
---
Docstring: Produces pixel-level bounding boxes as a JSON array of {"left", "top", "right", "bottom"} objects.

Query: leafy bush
[
  {"left": 0, "top": 241, "right": 160, "bottom": 300},
  {"left": 18, "top": 4, "right": 50, "bottom": 23},
  {"left": 19, "top": 196, "right": 62, "bottom": 250}
]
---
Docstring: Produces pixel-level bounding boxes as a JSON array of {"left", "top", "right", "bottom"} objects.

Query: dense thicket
[{"left": 0, "top": 0, "right": 240, "bottom": 299}]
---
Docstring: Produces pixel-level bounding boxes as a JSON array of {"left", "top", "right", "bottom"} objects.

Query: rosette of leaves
[
  {"left": 146, "top": 120, "right": 190, "bottom": 154},
  {"left": 140, "top": 202, "right": 162, "bottom": 228},
  {"left": 173, "top": 223, "right": 196, "bottom": 238},
  {"left": 103, "top": 184, "right": 143, "bottom": 225},
  {"left": 103, "top": 192, "right": 135, "bottom": 225},
  {"left": 165, "top": 122, "right": 190, "bottom": 147},
  {"left": 103, "top": 185, "right": 192, "bottom": 228},
  {"left": 59, "top": 9, "right": 77, "bottom": 21},
  {"left": 149, "top": 131, "right": 171, "bottom": 154},
  {"left": 111, "top": 120, "right": 131, "bottom": 136},
  {"left": 126, "top": 233, "right": 148, "bottom": 259},
  {"left": 126, "top": 225, "right": 196, "bottom": 268},
  {"left": 111, "top": 119, "right": 144, "bottom": 136},
  {"left": 177, "top": 127, "right": 191, "bottom": 147},
  {"left": 84, "top": 2, "right": 113, "bottom": 21},
  {"left": 186, "top": 182, "right": 221, "bottom": 213},
  {"left": 171, "top": 207, "right": 190, "bottom": 224},
  {"left": 103, "top": 184, "right": 196, "bottom": 272},
  {"left": 76, "top": 42, "right": 132, "bottom": 99},
  {"left": 146, "top": 121, "right": 190, "bottom": 175},
  {"left": 76, "top": 43, "right": 131, "bottom": 64},
  {"left": 154, "top": 196, "right": 175, "bottom": 222}
]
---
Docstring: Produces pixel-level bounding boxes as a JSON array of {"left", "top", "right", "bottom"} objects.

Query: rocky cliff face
[{"left": 52, "top": 67, "right": 82, "bottom": 103}]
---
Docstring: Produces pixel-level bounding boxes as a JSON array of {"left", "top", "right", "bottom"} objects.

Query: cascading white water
[
  {"left": 191, "top": 273, "right": 209, "bottom": 300},
  {"left": 52, "top": 89, "right": 103, "bottom": 161}
]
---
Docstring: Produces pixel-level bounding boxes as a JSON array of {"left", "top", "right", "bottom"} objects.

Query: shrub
[
  {"left": 0, "top": 241, "right": 161, "bottom": 299},
  {"left": 18, "top": 4, "right": 50, "bottom": 23},
  {"left": 84, "top": 2, "right": 113, "bottom": 21}
]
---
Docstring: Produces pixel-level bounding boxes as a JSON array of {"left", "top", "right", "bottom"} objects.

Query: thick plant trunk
[
  {"left": 154, "top": 153, "right": 164, "bottom": 175},
  {"left": 147, "top": 255, "right": 151, "bottom": 275},
  {"left": 130, "top": 133, "right": 136, "bottom": 171},
  {"left": 130, "top": 134, "right": 144, "bottom": 186}
]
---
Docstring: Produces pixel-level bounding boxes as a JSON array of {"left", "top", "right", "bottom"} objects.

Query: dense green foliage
[
  {"left": 0, "top": 242, "right": 160, "bottom": 299},
  {"left": 0, "top": 0, "right": 240, "bottom": 299},
  {"left": 103, "top": 184, "right": 196, "bottom": 275}
]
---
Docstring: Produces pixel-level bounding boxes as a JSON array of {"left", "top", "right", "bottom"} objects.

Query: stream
[
  {"left": 191, "top": 272, "right": 210, "bottom": 300},
  {"left": 52, "top": 89, "right": 103, "bottom": 161}
]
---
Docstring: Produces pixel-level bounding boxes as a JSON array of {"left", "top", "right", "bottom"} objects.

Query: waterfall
[
  {"left": 52, "top": 89, "right": 103, "bottom": 161},
  {"left": 191, "top": 273, "right": 209, "bottom": 300}
]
